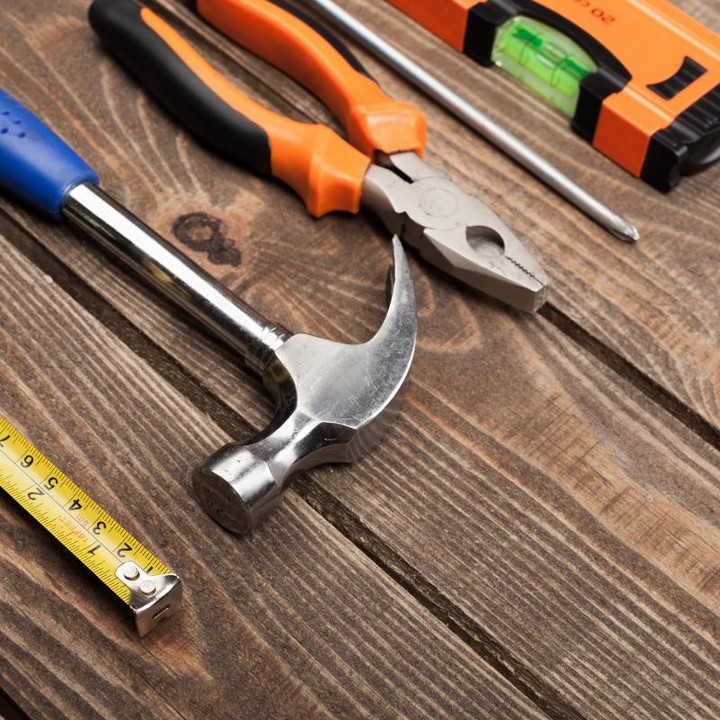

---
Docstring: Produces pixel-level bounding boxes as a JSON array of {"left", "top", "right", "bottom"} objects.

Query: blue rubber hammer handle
[{"left": 0, "top": 89, "right": 99, "bottom": 220}]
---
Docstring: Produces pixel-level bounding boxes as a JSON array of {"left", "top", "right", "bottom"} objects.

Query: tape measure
[
  {"left": 0, "top": 416, "right": 182, "bottom": 636},
  {"left": 387, "top": 0, "right": 720, "bottom": 190}
]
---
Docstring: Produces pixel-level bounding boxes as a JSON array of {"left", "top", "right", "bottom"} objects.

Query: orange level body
[{"left": 387, "top": 0, "right": 720, "bottom": 190}]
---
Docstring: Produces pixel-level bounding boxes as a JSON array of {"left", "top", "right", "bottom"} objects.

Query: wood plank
[
  {"left": 0, "top": 230, "right": 550, "bottom": 719},
  {"left": 1, "top": 1, "right": 719, "bottom": 718}
]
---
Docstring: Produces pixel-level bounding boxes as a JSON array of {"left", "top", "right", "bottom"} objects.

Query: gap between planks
[
  {"left": 539, "top": 305, "right": 720, "bottom": 449},
  {"left": 0, "top": 686, "right": 30, "bottom": 720}
]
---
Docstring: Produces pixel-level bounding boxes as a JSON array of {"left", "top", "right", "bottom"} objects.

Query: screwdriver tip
[{"left": 610, "top": 217, "right": 640, "bottom": 243}]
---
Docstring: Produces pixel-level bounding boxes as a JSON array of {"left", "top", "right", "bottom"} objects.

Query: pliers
[{"left": 89, "top": 0, "right": 550, "bottom": 312}]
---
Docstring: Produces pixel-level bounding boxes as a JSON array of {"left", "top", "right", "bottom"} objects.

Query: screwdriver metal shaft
[{"left": 305, "top": 0, "right": 640, "bottom": 243}]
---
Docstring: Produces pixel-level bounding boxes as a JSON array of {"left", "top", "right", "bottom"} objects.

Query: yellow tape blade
[{"left": 0, "top": 417, "right": 171, "bottom": 604}]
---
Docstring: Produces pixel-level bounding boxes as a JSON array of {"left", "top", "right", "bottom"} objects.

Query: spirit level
[
  {"left": 387, "top": 0, "right": 720, "bottom": 190},
  {"left": 0, "top": 416, "right": 182, "bottom": 635}
]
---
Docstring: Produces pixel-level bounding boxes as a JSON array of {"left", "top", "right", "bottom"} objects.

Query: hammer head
[{"left": 193, "top": 237, "right": 417, "bottom": 534}]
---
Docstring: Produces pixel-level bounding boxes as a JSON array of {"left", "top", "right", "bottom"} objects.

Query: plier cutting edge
[{"left": 89, "top": 0, "right": 550, "bottom": 312}]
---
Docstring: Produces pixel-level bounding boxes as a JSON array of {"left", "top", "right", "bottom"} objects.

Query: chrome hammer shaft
[{"left": 64, "top": 184, "right": 289, "bottom": 375}]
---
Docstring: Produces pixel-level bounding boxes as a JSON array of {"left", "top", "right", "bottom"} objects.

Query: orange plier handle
[{"left": 89, "top": 0, "right": 427, "bottom": 216}]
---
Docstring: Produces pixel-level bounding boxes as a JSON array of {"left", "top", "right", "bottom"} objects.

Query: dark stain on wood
[{"left": 172, "top": 212, "right": 242, "bottom": 267}]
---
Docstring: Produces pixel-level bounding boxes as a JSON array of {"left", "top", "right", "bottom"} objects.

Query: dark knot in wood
[{"left": 172, "top": 212, "right": 241, "bottom": 267}]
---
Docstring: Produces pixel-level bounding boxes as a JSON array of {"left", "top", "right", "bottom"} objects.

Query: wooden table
[{"left": 1, "top": 1, "right": 719, "bottom": 718}]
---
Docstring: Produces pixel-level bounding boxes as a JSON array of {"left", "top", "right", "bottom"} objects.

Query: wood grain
[
  {"left": 1, "top": 1, "right": 720, "bottom": 719},
  {"left": 0, "top": 231, "right": 550, "bottom": 720}
]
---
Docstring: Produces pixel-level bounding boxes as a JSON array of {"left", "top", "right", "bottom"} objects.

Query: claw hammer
[{"left": 0, "top": 88, "right": 417, "bottom": 533}]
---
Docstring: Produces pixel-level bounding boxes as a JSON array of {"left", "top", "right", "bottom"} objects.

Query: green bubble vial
[{"left": 491, "top": 17, "right": 597, "bottom": 116}]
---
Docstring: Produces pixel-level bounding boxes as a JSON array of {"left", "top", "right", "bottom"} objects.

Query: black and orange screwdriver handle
[{"left": 89, "top": 0, "right": 426, "bottom": 217}]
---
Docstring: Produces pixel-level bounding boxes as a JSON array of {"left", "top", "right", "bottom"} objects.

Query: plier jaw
[{"left": 363, "top": 152, "right": 549, "bottom": 312}]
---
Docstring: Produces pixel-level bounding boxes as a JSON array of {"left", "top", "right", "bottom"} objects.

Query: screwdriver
[{"left": 305, "top": 0, "right": 640, "bottom": 243}]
